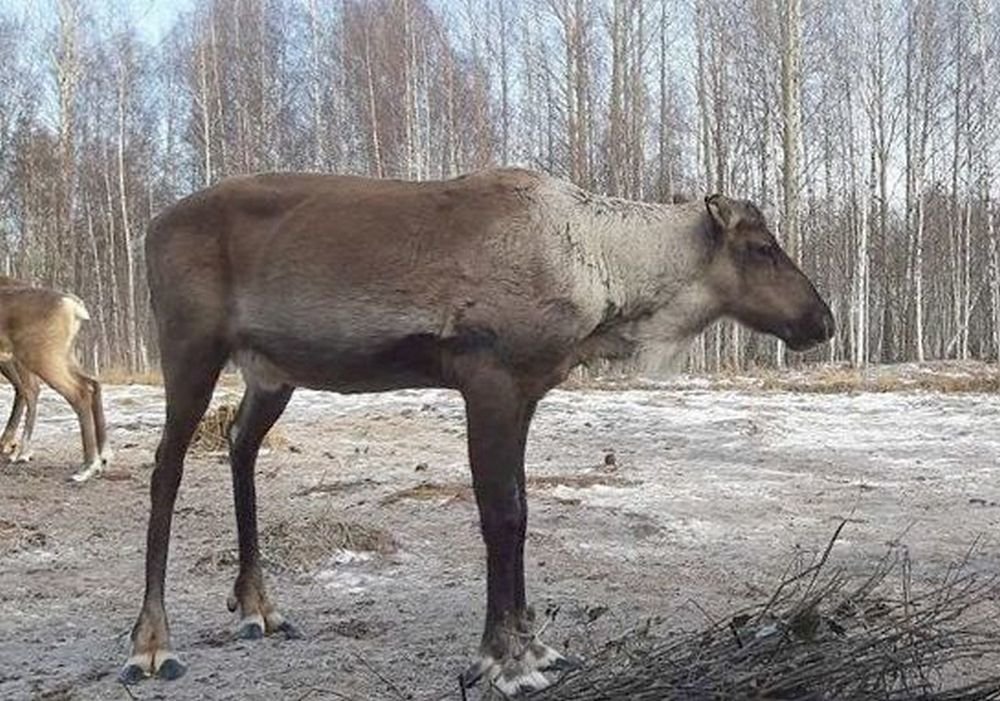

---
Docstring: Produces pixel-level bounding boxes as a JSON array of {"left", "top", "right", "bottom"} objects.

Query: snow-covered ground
[{"left": 1, "top": 377, "right": 999, "bottom": 699}]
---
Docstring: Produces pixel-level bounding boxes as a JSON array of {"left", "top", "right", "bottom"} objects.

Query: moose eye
[{"left": 747, "top": 242, "right": 776, "bottom": 261}]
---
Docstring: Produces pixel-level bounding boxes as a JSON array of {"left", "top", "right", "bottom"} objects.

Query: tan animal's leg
[
  {"left": 30, "top": 359, "right": 101, "bottom": 481},
  {"left": 0, "top": 361, "right": 25, "bottom": 456},
  {"left": 11, "top": 368, "right": 40, "bottom": 463},
  {"left": 226, "top": 381, "right": 299, "bottom": 640},
  {"left": 79, "top": 370, "right": 110, "bottom": 464}
]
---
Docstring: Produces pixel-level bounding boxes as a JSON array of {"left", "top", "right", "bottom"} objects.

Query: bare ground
[{"left": 1, "top": 370, "right": 999, "bottom": 700}]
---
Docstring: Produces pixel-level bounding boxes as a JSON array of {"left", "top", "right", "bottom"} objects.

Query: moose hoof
[
  {"left": 234, "top": 610, "right": 302, "bottom": 641},
  {"left": 70, "top": 460, "right": 102, "bottom": 483},
  {"left": 119, "top": 650, "right": 187, "bottom": 684},
  {"left": 237, "top": 618, "right": 265, "bottom": 640},
  {"left": 461, "top": 642, "right": 580, "bottom": 696},
  {"left": 527, "top": 641, "right": 582, "bottom": 673},
  {"left": 156, "top": 657, "right": 187, "bottom": 680},
  {"left": 12, "top": 451, "right": 32, "bottom": 463},
  {"left": 461, "top": 656, "right": 549, "bottom": 696}
]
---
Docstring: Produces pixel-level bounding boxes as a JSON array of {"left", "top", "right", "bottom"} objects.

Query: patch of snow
[{"left": 329, "top": 549, "right": 373, "bottom": 566}]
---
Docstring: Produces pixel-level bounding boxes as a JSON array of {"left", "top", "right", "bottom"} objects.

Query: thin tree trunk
[
  {"left": 102, "top": 153, "right": 122, "bottom": 363},
  {"left": 117, "top": 55, "right": 139, "bottom": 371},
  {"left": 363, "top": 26, "right": 383, "bottom": 177},
  {"left": 85, "top": 200, "right": 108, "bottom": 370}
]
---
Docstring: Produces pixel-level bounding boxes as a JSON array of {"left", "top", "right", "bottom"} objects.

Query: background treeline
[{"left": 0, "top": 0, "right": 997, "bottom": 375}]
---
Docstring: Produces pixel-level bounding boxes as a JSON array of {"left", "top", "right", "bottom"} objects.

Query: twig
[
  {"left": 294, "top": 687, "right": 361, "bottom": 701},
  {"left": 352, "top": 651, "right": 409, "bottom": 700},
  {"left": 685, "top": 597, "right": 718, "bottom": 627},
  {"left": 531, "top": 604, "right": 560, "bottom": 644},
  {"left": 803, "top": 517, "right": 848, "bottom": 599},
  {"left": 119, "top": 681, "right": 138, "bottom": 701}
]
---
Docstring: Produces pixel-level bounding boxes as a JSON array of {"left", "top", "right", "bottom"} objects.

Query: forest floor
[{"left": 1, "top": 362, "right": 999, "bottom": 700}]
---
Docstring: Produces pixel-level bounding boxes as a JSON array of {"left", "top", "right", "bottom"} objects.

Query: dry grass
[
  {"left": 566, "top": 361, "right": 1000, "bottom": 395},
  {"left": 215, "top": 372, "right": 246, "bottom": 389},
  {"left": 529, "top": 473, "right": 636, "bottom": 489},
  {"left": 98, "top": 366, "right": 163, "bottom": 386},
  {"left": 192, "top": 514, "right": 397, "bottom": 574},
  {"left": 380, "top": 481, "right": 473, "bottom": 506},
  {"left": 293, "top": 478, "right": 379, "bottom": 498},
  {"left": 189, "top": 403, "right": 287, "bottom": 454},
  {"left": 534, "top": 524, "right": 1000, "bottom": 701},
  {"left": 752, "top": 363, "right": 1000, "bottom": 394},
  {"left": 380, "top": 472, "right": 635, "bottom": 507},
  {"left": 94, "top": 361, "right": 997, "bottom": 395},
  {"left": 258, "top": 516, "right": 396, "bottom": 573},
  {"left": 96, "top": 369, "right": 245, "bottom": 388}
]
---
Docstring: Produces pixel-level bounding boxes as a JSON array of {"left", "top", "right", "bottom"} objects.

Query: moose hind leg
[
  {"left": 31, "top": 362, "right": 101, "bottom": 480},
  {"left": 83, "top": 370, "right": 111, "bottom": 464},
  {"left": 0, "top": 362, "right": 25, "bottom": 456},
  {"left": 226, "top": 382, "right": 299, "bottom": 641},
  {"left": 120, "top": 339, "right": 227, "bottom": 683},
  {"left": 11, "top": 372, "right": 39, "bottom": 463}
]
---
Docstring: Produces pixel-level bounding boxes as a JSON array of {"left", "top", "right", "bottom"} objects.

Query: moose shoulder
[{"left": 123, "top": 168, "right": 834, "bottom": 693}]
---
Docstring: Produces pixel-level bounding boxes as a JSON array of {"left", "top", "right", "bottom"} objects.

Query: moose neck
[{"left": 579, "top": 193, "right": 721, "bottom": 339}]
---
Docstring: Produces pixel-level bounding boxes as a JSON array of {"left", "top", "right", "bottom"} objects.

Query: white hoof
[
  {"left": 462, "top": 638, "right": 582, "bottom": 696},
  {"left": 12, "top": 451, "right": 32, "bottom": 463},
  {"left": 101, "top": 448, "right": 114, "bottom": 465},
  {"left": 524, "top": 641, "right": 575, "bottom": 672},
  {"left": 71, "top": 460, "right": 103, "bottom": 483},
  {"left": 487, "top": 656, "right": 551, "bottom": 696}
]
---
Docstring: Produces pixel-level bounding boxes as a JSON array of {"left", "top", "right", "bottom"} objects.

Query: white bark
[
  {"left": 854, "top": 185, "right": 870, "bottom": 368},
  {"left": 196, "top": 39, "right": 212, "bottom": 186},
  {"left": 308, "top": 0, "right": 325, "bottom": 169},
  {"left": 116, "top": 49, "right": 139, "bottom": 371},
  {"left": 780, "top": 0, "right": 802, "bottom": 265},
  {"left": 972, "top": 0, "right": 999, "bottom": 358},
  {"left": 363, "top": 25, "right": 383, "bottom": 177}
]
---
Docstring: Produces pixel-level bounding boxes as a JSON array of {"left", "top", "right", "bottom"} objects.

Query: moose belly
[
  {"left": 230, "top": 286, "right": 585, "bottom": 392},
  {"left": 233, "top": 327, "right": 454, "bottom": 394}
]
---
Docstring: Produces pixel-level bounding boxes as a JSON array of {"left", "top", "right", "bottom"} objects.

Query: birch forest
[{"left": 0, "top": 0, "right": 997, "bottom": 374}]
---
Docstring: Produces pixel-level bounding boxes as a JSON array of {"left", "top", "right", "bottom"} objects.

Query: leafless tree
[{"left": 0, "top": 0, "right": 997, "bottom": 373}]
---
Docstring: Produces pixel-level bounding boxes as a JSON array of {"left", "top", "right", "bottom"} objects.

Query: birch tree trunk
[
  {"left": 776, "top": 0, "right": 802, "bottom": 368},
  {"left": 780, "top": 0, "right": 801, "bottom": 265},
  {"left": 116, "top": 44, "right": 140, "bottom": 371},
  {"left": 972, "top": 0, "right": 999, "bottom": 359},
  {"left": 53, "top": 0, "right": 82, "bottom": 288}
]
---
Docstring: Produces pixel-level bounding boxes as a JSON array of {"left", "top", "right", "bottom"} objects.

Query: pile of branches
[{"left": 537, "top": 524, "right": 1000, "bottom": 700}]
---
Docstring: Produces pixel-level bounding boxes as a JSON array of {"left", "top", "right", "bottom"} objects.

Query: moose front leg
[
  {"left": 120, "top": 336, "right": 228, "bottom": 683},
  {"left": 459, "top": 370, "right": 574, "bottom": 696}
]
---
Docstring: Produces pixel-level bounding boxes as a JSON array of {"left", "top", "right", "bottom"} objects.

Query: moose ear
[{"left": 705, "top": 194, "right": 741, "bottom": 230}]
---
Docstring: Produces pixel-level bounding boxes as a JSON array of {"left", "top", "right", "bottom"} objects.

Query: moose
[
  {"left": 0, "top": 276, "right": 108, "bottom": 482},
  {"left": 121, "top": 168, "right": 834, "bottom": 693}
]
